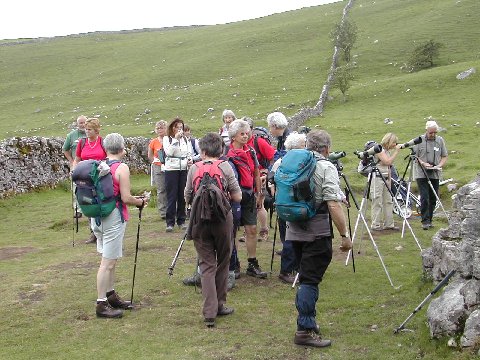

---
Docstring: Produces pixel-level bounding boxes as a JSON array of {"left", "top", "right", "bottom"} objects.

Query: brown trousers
[{"left": 193, "top": 212, "right": 233, "bottom": 319}]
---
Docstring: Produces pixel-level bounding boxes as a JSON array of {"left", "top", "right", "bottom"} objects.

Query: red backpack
[
  {"left": 192, "top": 160, "right": 227, "bottom": 193},
  {"left": 226, "top": 147, "right": 256, "bottom": 190}
]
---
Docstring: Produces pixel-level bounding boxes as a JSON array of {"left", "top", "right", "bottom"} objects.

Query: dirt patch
[
  {"left": 0, "top": 246, "right": 37, "bottom": 260},
  {"left": 18, "top": 285, "right": 46, "bottom": 303}
]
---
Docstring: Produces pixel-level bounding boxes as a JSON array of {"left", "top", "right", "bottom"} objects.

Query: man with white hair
[{"left": 413, "top": 120, "right": 448, "bottom": 230}]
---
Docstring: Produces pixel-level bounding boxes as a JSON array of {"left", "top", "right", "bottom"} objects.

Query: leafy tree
[
  {"left": 330, "top": 20, "right": 357, "bottom": 63},
  {"left": 407, "top": 40, "right": 443, "bottom": 71},
  {"left": 332, "top": 64, "right": 354, "bottom": 101}
]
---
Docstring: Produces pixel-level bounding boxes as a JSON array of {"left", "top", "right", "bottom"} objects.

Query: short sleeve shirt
[
  {"left": 247, "top": 136, "right": 276, "bottom": 170},
  {"left": 76, "top": 137, "right": 107, "bottom": 161},
  {"left": 63, "top": 129, "right": 86, "bottom": 155},
  {"left": 148, "top": 138, "right": 163, "bottom": 166},
  {"left": 312, "top": 151, "right": 343, "bottom": 204},
  {"left": 413, "top": 134, "right": 448, "bottom": 180}
]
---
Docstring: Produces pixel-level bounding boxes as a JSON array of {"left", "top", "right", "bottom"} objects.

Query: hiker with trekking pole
[{"left": 74, "top": 132, "right": 149, "bottom": 318}]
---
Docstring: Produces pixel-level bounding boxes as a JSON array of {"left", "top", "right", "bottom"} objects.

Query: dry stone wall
[
  {"left": 0, "top": 136, "right": 150, "bottom": 198},
  {"left": 421, "top": 173, "right": 480, "bottom": 348}
]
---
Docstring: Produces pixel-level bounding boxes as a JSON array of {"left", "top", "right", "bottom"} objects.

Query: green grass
[
  {"left": 1, "top": 0, "right": 479, "bottom": 358},
  {"left": 0, "top": 176, "right": 474, "bottom": 359}
]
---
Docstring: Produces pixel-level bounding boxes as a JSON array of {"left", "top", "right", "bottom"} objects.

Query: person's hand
[
  {"left": 339, "top": 236, "right": 352, "bottom": 252},
  {"left": 175, "top": 129, "right": 183, "bottom": 139},
  {"left": 255, "top": 194, "right": 262, "bottom": 209},
  {"left": 395, "top": 144, "right": 402, "bottom": 150}
]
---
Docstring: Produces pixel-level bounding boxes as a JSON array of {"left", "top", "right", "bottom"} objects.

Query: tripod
[{"left": 344, "top": 167, "right": 395, "bottom": 287}]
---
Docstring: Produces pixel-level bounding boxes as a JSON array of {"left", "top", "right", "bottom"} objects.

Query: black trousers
[
  {"left": 164, "top": 170, "right": 187, "bottom": 227},
  {"left": 417, "top": 177, "right": 439, "bottom": 224},
  {"left": 292, "top": 236, "right": 332, "bottom": 285}
]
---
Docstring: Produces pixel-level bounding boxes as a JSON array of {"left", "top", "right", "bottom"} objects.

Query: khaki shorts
[{"left": 92, "top": 208, "right": 127, "bottom": 260}]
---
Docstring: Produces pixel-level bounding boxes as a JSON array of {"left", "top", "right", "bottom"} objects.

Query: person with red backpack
[
  {"left": 184, "top": 133, "right": 241, "bottom": 328},
  {"left": 227, "top": 119, "right": 267, "bottom": 279}
]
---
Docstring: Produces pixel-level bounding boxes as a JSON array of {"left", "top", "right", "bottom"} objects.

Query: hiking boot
[
  {"left": 204, "top": 318, "right": 215, "bottom": 328},
  {"left": 294, "top": 330, "right": 331, "bottom": 348},
  {"left": 227, "top": 272, "right": 236, "bottom": 291},
  {"left": 166, "top": 225, "right": 174, "bottom": 233},
  {"left": 217, "top": 305, "right": 234, "bottom": 316},
  {"left": 96, "top": 301, "right": 123, "bottom": 319},
  {"left": 384, "top": 226, "right": 400, "bottom": 231},
  {"left": 246, "top": 260, "right": 267, "bottom": 279},
  {"left": 85, "top": 232, "right": 97, "bottom": 244},
  {"left": 278, "top": 273, "right": 295, "bottom": 284},
  {"left": 422, "top": 223, "right": 430, "bottom": 230},
  {"left": 183, "top": 273, "right": 201, "bottom": 287},
  {"left": 178, "top": 224, "right": 187, "bottom": 231},
  {"left": 107, "top": 291, "right": 132, "bottom": 310}
]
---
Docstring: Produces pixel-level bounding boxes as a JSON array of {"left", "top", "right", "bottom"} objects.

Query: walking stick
[
  {"left": 129, "top": 206, "right": 143, "bottom": 305},
  {"left": 345, "top": 187, "right": 355, "bottom": 273},
  {"left": 270, "top": 216, "right": 278, "bottom": 273},
  {"left": 168, "top": 233, "right": 187, "bottom": 277},
  {"left": 394, "top": 269, "right": 456, "bottom": 333},
  {"left": 71, "top": 178, "right": 76, "bottom": 247}
]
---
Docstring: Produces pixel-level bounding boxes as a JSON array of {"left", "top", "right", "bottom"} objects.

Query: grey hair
[
  {"left": 155, "top": 120, "right": 167, "bottom": 128},
  {"left": 228, "top": 119, "right": 250, "bottom": 139},
  {"left": 266, "top": 112, "right": 288, "bottom": 129},
  {"left": 425, "top": 120, "right": 439, "bottom": 130},
  {"left": 284, "top": 132, "right": 307, "bottom": 150},
  {"left": 222, "top": 109, "right": 236, "bottom": 121},
  {"left": 103, "top": 133, "right": 125, "bottom": 155},
  {"left": 306, "top": 130, "right": 331, "bottom": 153},
  {"left": 199, "top": 132, "right": 223, "bottom": 158},
  {"left": 241, "top": 116, "right": 254, "bottom": 129}
]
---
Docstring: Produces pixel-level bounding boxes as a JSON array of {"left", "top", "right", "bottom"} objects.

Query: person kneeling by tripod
[{"left": 286, "top": 130, "right": 352, "bottom": 348}]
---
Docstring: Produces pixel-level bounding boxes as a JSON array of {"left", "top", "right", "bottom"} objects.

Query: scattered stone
[
  {"left": 456, "top": 68, "right": 476, "bottom": 80},
  {"left": 207, "top": 107, "right": 214, "bottom": 112},
  {"left": 370, "top": 324, "right": 378, "bottom": 331},
  {"left": 447, "top": 338, "right": 457, "bottom": 347},
  {"left": 447, "top": 183, "right": 457, "bottom": 192},
  {"left": 384, "top": 118, "right": 394, "bottom": 125}
]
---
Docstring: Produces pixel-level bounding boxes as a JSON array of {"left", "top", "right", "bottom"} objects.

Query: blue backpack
[{"left": 274, "top": 149, "right": 317, "bottom": 222}]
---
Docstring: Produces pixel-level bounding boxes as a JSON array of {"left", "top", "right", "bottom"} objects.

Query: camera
[
  {"left": 400, "top": 136, "right": 422, "bottom": 149},
  {"left": 298, "top": 126, "right": 311, "bottom": 134},
  {"left": 328, "top": 151, "right": 346, "bottom": 161},
  {"left": 354, "top": 144, "right": 382, "bottom": 160}
]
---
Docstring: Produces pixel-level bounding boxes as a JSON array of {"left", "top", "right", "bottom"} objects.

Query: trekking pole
[
  {"left": 292, "top": 272, "right": 299, "bottom": 289},
  {"left": 270, "top": 216, "right": 278, "bottom": 273},
  {"left": 344, "top": 187, "right": 355, "bottom": 273},
  {"left": 393, "top": 269, "right": 456, "bottom": 334},
  {"left": 129, "top": 206, "right": 143, "bottom": 305},
  {"left": 71, "top": 178, "right": 76, "bottom": 247},
  {"left": 168, "top": 233, "right": 187, "bottom": 277}
]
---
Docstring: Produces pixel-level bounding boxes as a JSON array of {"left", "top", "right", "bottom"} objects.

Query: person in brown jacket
[{"left": 184, "top": 132, "right": 242, "bottom": 328}]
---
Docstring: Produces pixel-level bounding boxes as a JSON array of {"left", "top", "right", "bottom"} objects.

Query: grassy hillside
[{"left": 1, "top": 1, "right": 480, "bottom": 359}]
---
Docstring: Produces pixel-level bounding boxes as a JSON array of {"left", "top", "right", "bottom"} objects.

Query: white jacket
[{"left": 162, "top": 136, "right": 193, "bottom": 171}]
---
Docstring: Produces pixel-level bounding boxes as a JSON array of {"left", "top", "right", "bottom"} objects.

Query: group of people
[
  {"left": 62, "top": 111, "right": 447, "bottom": 348},
  {"left": 363, "top": 120, "right": 448, "bottom": 233}
]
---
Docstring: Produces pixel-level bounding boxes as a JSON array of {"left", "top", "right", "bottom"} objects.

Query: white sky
[{"left": 0, "top": 0, "right": 339, "bottom": 40}]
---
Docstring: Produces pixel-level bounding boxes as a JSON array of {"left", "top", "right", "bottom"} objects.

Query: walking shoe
[
  {"left": 294, "top": 330, "right": 331, "bottom": 348},
  {"left": 217, "top": 305, "right": 234, "bottom": 316},
  {"left": 278, "top": 273, "right": 295, "bottom": 284},
  {"left": 384, "top": 226, "right": 400, "bottom": 231},
  {"left": 183, "top": 273, "right": 201, "bottom": 287},
  {"left": 258, "top": 228, "right": 269, "bottom": 242},
  {"left": 178, "top": 224, "right": 187, "bottom": 231},
  {"left": 246, "top": 260, "right": 267, "bottom": 279},
  {"left": 96, "top": 301, "right": 123, "bottom": 319},
  {"left": 85, "top": 232, "right": 97, "bottom": 244},
  {"left": 204, "top": 318, "right": 215, "bottom": 328},
  {"left": 422, "top": 223, "right": 430, "bottom": 230},
  {"left": 107, "top": 291, "right": 132, "bottom": 310},
  {"left": 166, "top": 225, "right": 174, "bottom": 233},
  {"left": 227, "top": 272, "right": 236, "bottom": 291}
]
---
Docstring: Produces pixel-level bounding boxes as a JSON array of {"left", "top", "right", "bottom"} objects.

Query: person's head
[
  {"left": 241, "top": 117, "right": 254, "bottom": 139},
  {"left": 199, "top": 132, "right": 223, "bottom": 158},
  {"left": 228, "top": 119, "right": 250, "bottom": 146},
  {"left": 425, "top": 120, "right": 439, "bottom": 140},
  {"left": 306, "top": 130, "right": 331, "bottom": 155},
  {"left": 103, "top": 133, "right": 125, "bottom": 156},
  {"left": 267, "top": 112, "right": 288, "bottom": 137},
  {"left": 76, "top": 115, "right": 87, "bottom": 131},
  {"left": 85, "top": 118, "right": 100, "bottom": 138},
  {"left": 222, "top": 109, "right": 236, "bottom": 126},
  {"left": 183, "top": 124, "right": 192, "bottom": 139},
  {"left": 285, "top": 132, "right": 307, "bottom": 150},
  {"left": 381, "top": 133, "right": 398, "bottom": 150},
  {"left": 154, "top": 120, "right": 167, "bottom": 137},
  {"left": 167, "top": 118, "right": 184, "bottom": 137}
]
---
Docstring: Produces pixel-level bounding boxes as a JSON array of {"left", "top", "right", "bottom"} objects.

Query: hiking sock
[
  {"left": 106, "top": 290, "right": 115, "bottom": 297},
  {"left": 248, "top": 257, "right": 257, "bottom": 264},
  {"left": 97, "top": 297, "right": 108, "bottom": 304}
]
